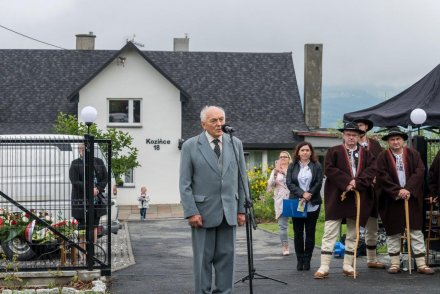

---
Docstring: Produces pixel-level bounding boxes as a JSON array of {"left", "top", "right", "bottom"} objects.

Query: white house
[
  {"left": 1, "top": 34, "right": 312, "bottom": 206},
  {"left": 76, "top": 45, "right": 182, "bottom": 205}
]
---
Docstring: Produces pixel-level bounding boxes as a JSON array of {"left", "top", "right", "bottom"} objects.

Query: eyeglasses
[{"left": 279, "top": 156, "right": 289, "bottom": 159}]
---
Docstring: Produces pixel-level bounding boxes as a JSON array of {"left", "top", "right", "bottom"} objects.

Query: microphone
[{"left": 221, "top": 124, "right": 235, "bottom": 133}]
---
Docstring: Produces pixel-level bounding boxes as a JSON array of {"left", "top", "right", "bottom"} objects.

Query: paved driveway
[{"left": 110, "top": 219, "right": 439, "bottom": 293}]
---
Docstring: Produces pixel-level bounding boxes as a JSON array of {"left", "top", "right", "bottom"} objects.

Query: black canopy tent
[
  {"left": 344, "top": 65, "right": 440, "bottom": 267},
  {"left": 344, "top": 64, "right": 440, "bottom": 127}
]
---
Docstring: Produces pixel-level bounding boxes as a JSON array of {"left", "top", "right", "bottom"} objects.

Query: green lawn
[
  {"left": 258, "top": 208, "right": 345, "bottom": 248},
  {"left": 258, "top": 209, "right": 388, "bottom": 253}
]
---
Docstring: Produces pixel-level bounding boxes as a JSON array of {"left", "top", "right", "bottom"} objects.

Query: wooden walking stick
[
  {"left": 426, "top": 201, "right": 434, "bottom": 265},
  {"left": 404, "top": 198, "right": 411, "bottom": 274},
  {"left": 341, "top": 189, "right": 361, "bottom": 279}
]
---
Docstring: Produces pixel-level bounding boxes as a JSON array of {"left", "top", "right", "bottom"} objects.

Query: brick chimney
[
  {"left": 304, "top": 44, "right": 323, "bottom": 129},
  {"left": 76, "top": 32, "right": 96, "bottom": 50},
  {"left": 173, "top": 35, "right": 189, "bottom": 52}
]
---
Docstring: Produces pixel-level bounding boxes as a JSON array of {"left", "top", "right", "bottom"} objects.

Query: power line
[{"left": 0, "top": 24, "right": 68, "bottom": 50}]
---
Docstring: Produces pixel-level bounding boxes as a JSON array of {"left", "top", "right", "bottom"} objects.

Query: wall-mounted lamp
[
  {"left": 178, "top": 139, "right": 185, "bottom": 150},
  {"left": 117, "top": 56, "right": 126, "bottom": 67}
]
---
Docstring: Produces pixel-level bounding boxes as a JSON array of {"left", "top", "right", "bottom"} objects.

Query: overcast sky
[{"left": 1, "top": 0, "right": 440, "bottom": 96}]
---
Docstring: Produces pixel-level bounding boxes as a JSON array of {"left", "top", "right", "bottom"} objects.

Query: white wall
[{"left": 78, "top": 47, "right": 182, "bottom": 205}]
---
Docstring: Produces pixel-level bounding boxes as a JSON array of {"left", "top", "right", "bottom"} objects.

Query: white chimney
[
  {"left": 173, "top": 35, "right": 189, "bottom": 52},
  {"left": 76, "top": 32, "right": 96, "bottom": 50}
]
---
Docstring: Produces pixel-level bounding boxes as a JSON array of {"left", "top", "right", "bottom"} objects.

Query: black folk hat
[
  {"left": 353, "top": 118, "right": 374, "bottom": 132},
  {"left": 382, "top": 127, "right": 408, "bottom": 141},
  {"left": 338, "top": 121, "right": 366, "bottom": 135}
]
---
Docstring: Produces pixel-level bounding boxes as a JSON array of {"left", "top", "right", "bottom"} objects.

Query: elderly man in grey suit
[{"left": 180, "top": 105, "right": 247, "bottom": 294}]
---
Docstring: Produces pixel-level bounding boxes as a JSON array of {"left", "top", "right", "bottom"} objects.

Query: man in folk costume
[
  {"left": 314, "top": 122, "right": 376, "bottom": 279},
  {"left": 353, "top": 118, "right": 385, "bottom": 269},
  {"left": 376, "top": 127, "right": 434, "bottom": 274}
]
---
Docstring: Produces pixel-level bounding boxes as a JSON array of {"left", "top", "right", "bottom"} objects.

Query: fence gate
[
  {"left": 0, "top": 135, "right": 112, "bottom": 275},
  {"left": 417, "top": 136, "right": 440, "bottom": 266}
]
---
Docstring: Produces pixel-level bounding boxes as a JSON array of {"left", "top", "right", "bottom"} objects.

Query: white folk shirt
[
  {"left": 393, "top": 152, "right": 406, "bottom": 187},
  {"left": 347, "top": 147, "right": 358, "bottom": 177}
]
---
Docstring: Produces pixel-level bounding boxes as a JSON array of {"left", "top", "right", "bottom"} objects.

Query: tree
[{"left": 53, "top": 113, "right": 140, "bottom": 183}]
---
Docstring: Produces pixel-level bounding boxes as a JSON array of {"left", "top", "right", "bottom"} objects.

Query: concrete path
[
  {"left": 118, "top": 204, "right": 184, "bottom": 221},
  {"left": 110, "top": 219, "right": 439, "bottom": 294}
]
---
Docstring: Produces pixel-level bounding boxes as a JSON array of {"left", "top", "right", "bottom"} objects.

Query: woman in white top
[
  {"left": 267, "top": 151, "right": 292, "bottom": 256},
  {"left": 286, "top": 142, "right": 323, "bottom": 271}
]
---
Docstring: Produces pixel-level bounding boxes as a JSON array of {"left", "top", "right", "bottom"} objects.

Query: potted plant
[{"left": 116, "top": 178, "right": 124, "bottom": 187}]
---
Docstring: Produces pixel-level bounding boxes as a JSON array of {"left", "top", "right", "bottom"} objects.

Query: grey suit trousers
[{"left": 192, "top": 217, "right": 236, "bottom": 294}]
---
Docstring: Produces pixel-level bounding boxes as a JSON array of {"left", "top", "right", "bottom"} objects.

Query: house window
[
  {"left": 108, "top": 99, "right": 141, "bottom": 125},
  {"left": 124, "top": 168, "right": 134, "bottom": 186},
  {"left": 245, "top": 151, "right": 263, "bottom": 171}
]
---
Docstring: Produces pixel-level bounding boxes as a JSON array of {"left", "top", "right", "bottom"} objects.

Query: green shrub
[
  {"left": 247, "top": 167, "right": 275, "bottom": 223},
  {"left": 252, "top": 191, "right": 275, "bottom": 223}
]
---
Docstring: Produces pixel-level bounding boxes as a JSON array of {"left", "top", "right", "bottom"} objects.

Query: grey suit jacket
[{"left": 179, "top": 132, "right": 247, "bottom": 228}]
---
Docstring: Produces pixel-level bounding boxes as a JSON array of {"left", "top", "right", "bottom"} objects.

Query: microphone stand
[{"left": 226, "top": 130, "right": 287, "bottom": 294}]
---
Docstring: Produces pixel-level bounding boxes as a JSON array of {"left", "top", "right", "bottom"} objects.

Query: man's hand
[
  {"left": 345, "top": 180, "right": 356, "bottom": 192},
  {"left": 93, "top": 187, "right": 99, "bottom": 196},
  {"left": 349, "top": 179, "right": 356, "bottom": 188},
  {"left": 429, "top": 196, "right": 439, "bottom": 204},
  {"left": 188, "top": 214, "right": 203, "bottom": 228},
  {"left": 398, "top": 188, "right": 411, "bottom": 200},
  {"left": 237, "top": 213, "right": 246, "bottom": 226}
]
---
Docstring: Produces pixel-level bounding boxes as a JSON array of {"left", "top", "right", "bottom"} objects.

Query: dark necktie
[{"left": 213, "top": 139, "right": 221, "bottom": 158}]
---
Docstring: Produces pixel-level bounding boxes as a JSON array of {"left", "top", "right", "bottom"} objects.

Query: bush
[
  {"left": 252, "top": 191, "right": 275, "bottom": 223},
  {"left": 247, "top": 168, "right": 275, "bottom": 223}
]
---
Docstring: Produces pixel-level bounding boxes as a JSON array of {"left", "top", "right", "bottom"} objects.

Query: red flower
[
  {"left": 0, "top": 218, "right": 3, "bottom": 226},
  {"left": 52, "top": 220, "right": 68, "bottom": 228},
  {"left": 10, "top": 220, "right": 17, "bottom": 226}
]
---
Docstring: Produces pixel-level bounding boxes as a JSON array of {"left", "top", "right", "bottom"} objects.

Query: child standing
[{"left": 138, "top": 186, "right": 150, "bottom": 221}]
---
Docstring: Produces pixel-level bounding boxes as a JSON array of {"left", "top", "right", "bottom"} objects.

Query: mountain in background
[{"left": 319, "top": 86, "right": 400, "bottom": 128}]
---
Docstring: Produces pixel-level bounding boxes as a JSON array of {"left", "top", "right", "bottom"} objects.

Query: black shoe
[
  {"left": 303, "top": 258, "right": 310, "bottom": 271},
  {"left": 297, "top": 259, "right": 304, "bottom": 271}
]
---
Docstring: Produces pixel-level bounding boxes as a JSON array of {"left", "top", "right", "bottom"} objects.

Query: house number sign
[{"left": 146, "top": 138, "right": 171, "bottom": 151}]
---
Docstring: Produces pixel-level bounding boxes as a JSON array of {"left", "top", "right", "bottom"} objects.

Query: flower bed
[{"left": 0, "top": 208, "right": 78, "bottom": 244}]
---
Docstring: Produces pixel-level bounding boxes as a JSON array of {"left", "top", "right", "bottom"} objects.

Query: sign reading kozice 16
[{"left": 146, "top": 138, "right": 171, "bottom": 151}]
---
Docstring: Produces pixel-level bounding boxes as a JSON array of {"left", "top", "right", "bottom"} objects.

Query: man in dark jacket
[
  {"left": 376, "top": 127, "right": 434, "bottom": 274},
  {"left": 354, "top": 118, "right": 385, "bottom": 269},
  {"left": 69, "top": 144, "right": 108, "bottom": 240},
  {"left": 314, "top": 122, "right": 376, "bottom": 279}
]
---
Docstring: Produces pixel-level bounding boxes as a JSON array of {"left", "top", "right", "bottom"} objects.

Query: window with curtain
[{"left": 108, "top": 98, "right": 142, "bottom": 125}]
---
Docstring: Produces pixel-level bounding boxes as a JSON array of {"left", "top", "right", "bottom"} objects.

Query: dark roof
[
  {"left": 0, "top": 46, "right": 307, "bottom": 146},
  {"left": 344, "top": 64, "right": 440, "bottom": 127},
  {"left": 143, "top": 51, "right": 308, "bottom": 145},
  {"left": 0, "top": 49, "right": 114, "bottom": 133}
]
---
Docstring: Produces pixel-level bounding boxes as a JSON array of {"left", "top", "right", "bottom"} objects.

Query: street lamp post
[
  {"left": 79, "top": 106, "right": 98, "bottom": 270},
  {"left": 80, "top": 106, "right": 98, "bottom": 134},
  {"left": 408, "top": 108, "right": 427, "bottom": 149},
  {"left": 410, "top": 108, "right": 427, "bottom": 135}
]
